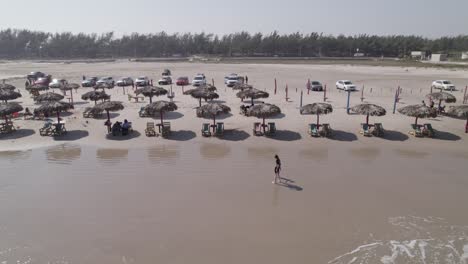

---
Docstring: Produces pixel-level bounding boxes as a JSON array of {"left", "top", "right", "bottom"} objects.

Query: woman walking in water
[{"left": 273, "top": 155, "right": 281, "bottom": 184}]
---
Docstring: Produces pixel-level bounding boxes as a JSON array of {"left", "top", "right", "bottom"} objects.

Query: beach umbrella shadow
[
  {"left": 221, "top": 129, "right": 250, "bottom": 141},
  {"left": 433, "top": 130, "right": 461, "bottom": 141},
  {"left": 106, "top": 130, "right": 141, "bottom": 140},
  {"left": 166, "top": 130, "right": 196, "bottom": 141},
  {"left": 0, "top": 129, "right": 35, "bottom": 140},
  {"left": 54, "top": 130, "right": 89, "bottom": 141},
  {"left": 270, "top": 130, "right": 302, "bottom": 141},
  {"left": 161, "top": 112, "right": 184, "bottom": 120},
  {"left": 329, "top": 130, "right": 358, "bottom": 142},
  {"left": 380, "top": 130, "right": 409, "bottom": 141}
]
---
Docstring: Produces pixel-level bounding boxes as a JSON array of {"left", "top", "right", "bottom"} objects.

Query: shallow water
[{"left": 0, "top": 143, "right": 467, "bottom": 264}]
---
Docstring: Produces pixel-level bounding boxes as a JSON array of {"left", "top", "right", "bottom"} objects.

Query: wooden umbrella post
[
  {"left": 274, "top": 78, "right": 277, "bottom": 95},
  {"left": 323, "top": 84, "right": 327, "bottom": 102},
  {"left": 463, "top": 86, "right": 467, "bottom": 104},
  {"left": 360, "top": 86, "right": 364, "bottom": 102}
]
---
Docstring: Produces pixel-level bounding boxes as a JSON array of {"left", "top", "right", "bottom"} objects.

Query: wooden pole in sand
[
  {"left": 274, "top": 79, "right": 277, "bottom": 95},
  {"left": 285, "top": 85, "right": 288, "bottom": 101},
  {"left": 212, "top": 78, "right": 215, "bottom": 86},
  {"left": 392, "top": 88, "right": 398, "bottom": 114},
  {"left": 307, "top": 79, "right": 310, "bottom": 95},
  {"left": 300, "top": 90, "right": 303, "bottom": 109},
  {"left": 323, "top": 84, "right": 327, "bottom": 102},
  {"left": 360, "top": 86, "right": 364, "bottom": 102},
  {"left": 463, "top": 86, "right": 468, "bottom": 104},
  {"left": 430, "top": 85, "right": 433, "bottom": 94},
  {"left": 346, "top": 90, "right": 351, "bottom": 114}
]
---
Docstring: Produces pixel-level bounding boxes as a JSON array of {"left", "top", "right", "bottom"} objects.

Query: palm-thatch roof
[
  {"left": 61, "top": 83, "right": 80, "bottom": 90},
  {"left": 81, "top": 91, "right": 110, "bottom": 104},
  {"left": 398, "top": 104, "right": 437, "bottom": 125},
  {"left": 135, "top": 86, "right": 168, "bottom": 103},
  {"left": 447, "top": 105, "right": 468, "bottom": 118},
  {"left": 0, "top": 89, "right": 22, "bottom": 102},
  {"left": 232, "top": 83, "right": 253, "bottom": 90},
  {"left": 34, "top": 92, "right": 64, "bottom": 102},
  {"left": 351, "top": 103, "right": 386, "bottom": 116},
  {"left": 94, "top": 82, "right": 114, "bottom": 89},
  {"left": 95, "top": 101, "right": 124, "bottom": 112},
  {"left": 246, "top": 103, "right": 281, "bottom": 118},
  {"left": 27, "top": 83, "right": 49, "bottom": 92},
  {"left": 236, "top": 88, "right": 269, "bottom": 105},
  {"left": 0, "top": 84, "right": 16, "bottom": 91},
  {"left": 196, "top": 102, "right": 231, "bottom": 118},
  {"left": 0, "top": 102, "right": 23, "bottom": 116},
  {"left": 426, "top": 92, "right": 457, "bottom": 103},
  {"left": 185, "top": 88, "right": 219, "bottom": 106},
  {"left": 35, "top": 101, "right": 72, "bottom": 114},
  {"left": 300, "top": 103, "right": 333, "bottom": 115},
  {"left": 144, "top": 101, "right": 178, "bottom": 115}
]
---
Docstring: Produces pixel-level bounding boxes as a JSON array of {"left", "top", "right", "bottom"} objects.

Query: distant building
[
  {"left": 411, "top": 51, "right": 427, "bottom": 60},
  {"left": 462, "top": 52, "right": 468, "bottom": 60},
  {"left": 430, "top": 54, "right": 447, "bottom": 62}
]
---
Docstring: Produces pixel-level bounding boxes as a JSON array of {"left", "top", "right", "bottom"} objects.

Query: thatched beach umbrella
[
  {"left": 398, "top": 105, "right": 437, "bottom": 126},
  {"left": 135, "top": 86, "right": 168, "bottom": 103},
  {"left": 95, "top": 101, "right": 124, "bottom": 122},
  {"left": 35, "top": 101, "right": 72, "bottom": 124},
  {"left": 232, "top": 83, "right": 253, "bottom": 90},
  {"left": 0, "top": 89, "right": 22, "bottom": 103},
  {"left": 300, "top": 103, "right": 333, "bottom": 127},
  {"left": 236, "top": 88, "right": 269, "bottom": 105},
  {"left": 246, "top": 103, "right": 281, "bottom": 133},
  {"left": 81, "top": 90, "right": 110, "bottom": 105},
  {"left": 426, "top": 92, "right": 457, "bottom": 108},
  {"left": 59, "top": 83, "right": 80, "bottom": 106},
  {"left": 27, "top": 83, "right": 49, "bottom": 92},
  {"left": 351, "top": 103, "right": 386, "bottom": 125},
  {"left": 196, "top": 102, "right": 231, "bottom": 133},
  {"left": 185, "top": 88, "right": 219, "bottom": 107},
  {"left": 447, "top": 105, "right": 468, "bottom": 132},
  {"left": 0, "top": 102, "right": 23, "bottom": 123},
  {"left": 34, "top": 92, "right": 64, "bottom": 102},
  {"left": 0, "top": 84, "right": 16, "bottom": 91},
  {"left": 143, "top": 100, "right": 178, "bottom": 126}
]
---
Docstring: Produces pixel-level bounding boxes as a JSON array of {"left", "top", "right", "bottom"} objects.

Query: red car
[{"left": 176, "top": 76, "right": 189, "bottom": 86}]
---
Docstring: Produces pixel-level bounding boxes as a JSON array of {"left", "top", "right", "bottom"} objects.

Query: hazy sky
[{"left": 1, "top": 0, "right": 467, "bottom": 37}]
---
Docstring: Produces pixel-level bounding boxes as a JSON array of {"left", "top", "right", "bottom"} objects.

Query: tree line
[{"left": 0, "top": 28, "right": 467, "bottom": 59}]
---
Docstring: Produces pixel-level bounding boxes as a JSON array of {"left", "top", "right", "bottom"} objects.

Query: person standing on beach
[
  {"left": 245, "top": 75, "right": 248, "bottom": 84},
  {"left": 273, "top": 155, "right": 281, "bottom": 184}
]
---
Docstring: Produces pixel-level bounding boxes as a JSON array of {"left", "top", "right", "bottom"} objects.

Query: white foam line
[{"left": 328, "top": 242, "right": 382, "bottom": 264}]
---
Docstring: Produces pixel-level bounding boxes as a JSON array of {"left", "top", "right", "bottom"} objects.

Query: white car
[
  {"left": 336, "top": 80, "right": 357, "bottom": 91},
  {"left": 432, "top": 80, "right": 455, "bottom": 91},
  {"left": 49, "top": 78, "right": 67, "bottom": 88},
  {"left": 224, "top": 73, "right": 237, "bottom": 84},
  {"left": 116, "top": 77, "right": 134, "bottom": 87},
  {"left": 135, "top": 76, "right": 150, "bottom": 87},
  {"left": 226, "top": 76, "right": 244, "bottom": 87},
  {"left": 158, "top": 76, "right": 172, "bottom": 85},
  {"left": 96, "top": 77, "right": 115, "bottom": 86},
  {"left": 192, "top": 74, "right": 207, "bottom": 86}
]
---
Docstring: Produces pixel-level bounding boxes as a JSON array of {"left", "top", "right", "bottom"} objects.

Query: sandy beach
[{"left": 1, "top": 61, "right": 468, "bottom": 263}]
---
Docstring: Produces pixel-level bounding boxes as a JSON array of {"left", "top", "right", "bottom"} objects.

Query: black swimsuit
[{"left": 275, "top": 158, "right": 281, "bottom": 173}]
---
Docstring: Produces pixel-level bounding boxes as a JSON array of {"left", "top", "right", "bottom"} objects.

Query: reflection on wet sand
[
  {"left": 96, "top": 148, "right": 129, "bottom": 164},
  {"left": 46, "top": 144, "right": 81, "bottom": 164},
  {"left": 349, "top": 147, "right": 381, "bottom": 161},
  {"left": 147, "top": 145, "right": 179, "bottom": 163},
  {"left": 299, "top": 148, "right": 329, "bottom": 161},
  {"left": 394, "top": 148, "right": 430, "bottom": 158},
  {"left": 247, "top": 146, "right": 278, "bottom": 160},
  {"left": 0, "top": 150, "right": 31, "bottom": 162},
  {"left": 199, "top": 143, "right": 231, "bottom": 159}
]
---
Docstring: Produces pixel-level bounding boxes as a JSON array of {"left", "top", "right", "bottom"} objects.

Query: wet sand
[
  {"left": 1, "top": 61, "right": 468, "bottom": 263},
  {"left": 1, "top": 143, "right": 468, "bottom": 263}
]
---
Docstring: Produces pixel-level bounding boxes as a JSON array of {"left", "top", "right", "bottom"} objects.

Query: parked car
[
  {"left": 135, "top": 76, "right": 150, "bottom": 87},
  {"left": 34, "top": 76, "right": 52, "bottom": 86},
  {"left": 224, "top": 73, "right": 238, "bottom": 84},
  {"left": 336, "top": 80, "right": 357, "bottom": 91},
  {"left": 81, "top": 77, "right": 98, "bottom": 87},
  {"left": 226, "top": 75, "right": 244, "bottom": 87},
  {"left": 192, "top": 74, "right": 207, "bottom": 86},
  {"left": 162, "top": 69, "right": 171, "bottom": 76},
  {"left": 49, "top": 78, "right": 68, "bottom": 88},
  {"left": 309, "top": 81, "right": 323, "bottom": 91},
  {"left": 176, "top": 76, "right": 190, "bottom": 86},
  {"left": 116, "top": 77, "right": 134, "bottom": 87},
  {"left": 432, "top": 80, "right": 455, "bottom": 91},
  {"left": 96, "top": 77, "right": 115, "bottom": 87},
  {"left": 27, "top": 71, "right": 46, "bottom": 80},
  {"left": 158, "top": 76, "right": 172, "bottom": 85}
]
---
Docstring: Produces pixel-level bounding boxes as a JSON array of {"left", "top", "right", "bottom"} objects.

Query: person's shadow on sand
[{"left": 277, "top": 177, "right": 303, "bottom": 191}]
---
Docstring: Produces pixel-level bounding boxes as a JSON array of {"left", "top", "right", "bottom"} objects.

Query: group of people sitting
[
  {"left": 106, "top": 119, "right": 132, "bottom": 136},
  {"left": 240, "top": 105, "right": 251, "bottom": 115}
]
